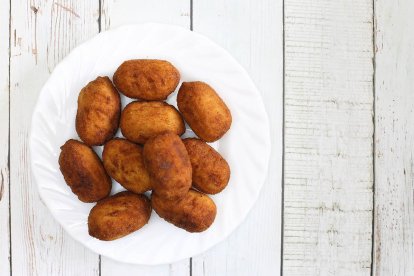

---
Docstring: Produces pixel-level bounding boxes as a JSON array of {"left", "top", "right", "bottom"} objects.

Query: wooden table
[{"left": 0, "top": 0, "right": 412, "bottom": 275}]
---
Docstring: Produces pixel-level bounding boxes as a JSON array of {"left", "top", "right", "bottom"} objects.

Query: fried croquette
[
  {"left": 88, "top": 191, "right": 151, "bottom": 241},
  {"left": 183, "top": 138, "right": 230, "bottom": 194},
  {"left": 152, "top": 189, "right": 216, "bottom": 233},
  {"left": 103, "top": 138, "right": 151, "bottom": 194},
  {"left": 120, "top": 101, "right": 185, "bottom": 144},
  {"left": 76, "top": 76, "right": 121, "bottom": 146},
  {"left": 113, "top": 59, "right": 180, "bottom": 100},
  {"left": 59, "top": 139, "right": 111, "bottom": 202},
  {"left": 143, "top": 132, "right": 192, "bottom": 201},
  {"left": 177, "top": 81, "right": 232, "bottom": 142}
]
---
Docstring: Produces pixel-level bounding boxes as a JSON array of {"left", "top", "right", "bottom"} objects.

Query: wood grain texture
[
  {"left": 191, "top": 0, "right": 283, "bottom": 275},
  {"left": 107, "top": 0, "right": 190, "bottom": 29},
  {"left": 0, "top": 0, "right": 10, "bottom": 275},
  {"left": 101, "top": 259, "right": 190, "bottom": 276},
  {"left": 100, "top": 1, "right": 190, "bottom": 275},
  {"left": 10, "top": 0, "right": 100, "bottom": 275},
  {"left": 374, "top": 0, "right": 414, "bottom": 275},
  {"left": 283, "top": 0, "right": 374, "bottom": 275}
]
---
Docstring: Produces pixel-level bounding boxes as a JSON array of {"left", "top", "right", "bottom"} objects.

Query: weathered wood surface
[
  {"left": 9, "top": 1, "right": 100, "bottom": 275},
  {"left": 283, "top": 0, "right": 374, "bottom": 275},
  {"left": 3, "top": 0, "right": 414, "bottom": 275},
  {"left": 373, "top": 0, "right": 414, "bottom": 275},
  {"left": 0, "top": 0, "right": 11, "bottom": 275}
]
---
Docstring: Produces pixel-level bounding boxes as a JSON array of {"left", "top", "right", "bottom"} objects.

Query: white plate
[{"left": 30, "top": 23, "right": 271, "bottom": 265}]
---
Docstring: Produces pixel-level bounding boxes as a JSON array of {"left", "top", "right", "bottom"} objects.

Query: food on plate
[
  {"left": 55, "top": 57, "right": 239, "bottom": 240},
  {"left": 58, "top": 139, "right": 111, "bottom": 202},
  {"left": 177, "top": 81, "right": 232, "bottom": 142},
  {"left": 102, "top": 138, "right": 151, "bottom": 194},
  {"left": 183, "top": 138, "right": 230, "bottom": 194},
  {"left": 120, "top": 101, "right": 185, "bottom": 144},
  {"left": 152, "top": 189, "right": 216, "bottom": 233},
  {"left": 88, "top": 191, "right": 151, "bottom": 241},
  {"left": 76, "top": 76, "right": 121, "bottom": 146},
  {"left": 143, "top": 132, "right": 192, "bottom": 201},
  {"left": 113, "top": 59, "right": 180, "bottom": 100}
]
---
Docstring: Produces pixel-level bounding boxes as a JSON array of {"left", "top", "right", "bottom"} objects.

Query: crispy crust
[
  {"left": 183, "top": 138, "right": 230, "bottom": 194},
  {"left": 120, "top": 101, "right": 185, "bottom": 144},
  {"left": 88, "top": 191, "right": 152, "bottom": 241},
  {"left": 177, "top": 81, "right": 232, "bottom": 142},
  {"left": 103, "top": 138, "right": 151, "bottom": 194},
  {"left": 143, "top": 132, "right": 192, "bottom": 201},
  {"left": 152, "top": 189, "right": 216, "bottom": 233},
  {"left": 113, "top": 59, "right": 180, "bottom": 100},
  {"left": 76, "top": 76, "right": 121, "bottom": 146},
  {"left": 58, "top": 139, "right": 111, "bottom": 202}
]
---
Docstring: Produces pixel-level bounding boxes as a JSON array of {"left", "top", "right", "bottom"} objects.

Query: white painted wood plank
[
  {"left": 191, "top": 1, "right": 283, "bottom": 275},
  {"left": 101, "top": 259, "right": 190, "bottom": 276},
  {"left": 10, "top": 1, "right": 101, "bottom": 275},
  {"left": 284, "top": 0, "right": 374, "bottom": 275},
  {"left": 0, "top": 0, "right": 10, "bottom": 275},
  {"left": 100, "top": 1, "right": 190, "bottom": 275},
  {"left": 107, "top": 0, "right": 190, "bottom": 29},
  {"left": 374, "top": 0, "right": 414, "bottom": 274},
  {"left": 100, "top": 0, "right": 111, "bottom": 32}
]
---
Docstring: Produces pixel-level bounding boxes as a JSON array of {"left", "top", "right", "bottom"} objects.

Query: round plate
[{"left": 30, "top": 23, "right": 271, "bottom": 265}]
